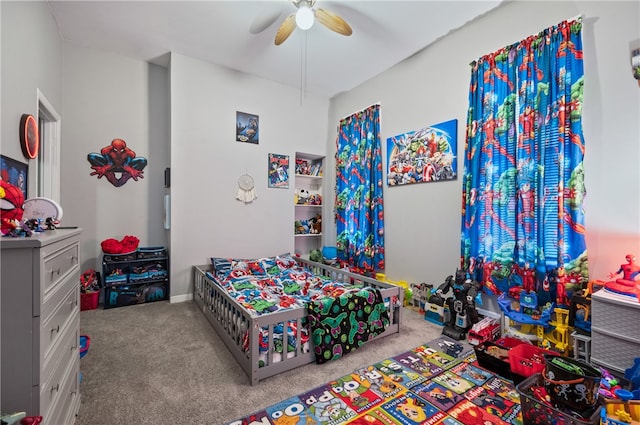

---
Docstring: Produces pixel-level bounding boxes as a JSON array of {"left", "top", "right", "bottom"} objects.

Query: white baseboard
[{"left": 170, "top": 293, "right": 193, "bottom": 303}]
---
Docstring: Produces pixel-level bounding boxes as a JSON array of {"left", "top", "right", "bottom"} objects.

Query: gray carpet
[{"left": 76, "top": 301, "right": 445, "bottom": 425}]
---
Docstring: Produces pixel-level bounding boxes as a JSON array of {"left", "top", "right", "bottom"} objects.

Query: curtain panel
[
  {"left": 335, "top": 104, "right": 385, "bottom": 272},
  {"left": 461, "top": 19, "right": 588, "bottom": 306}
]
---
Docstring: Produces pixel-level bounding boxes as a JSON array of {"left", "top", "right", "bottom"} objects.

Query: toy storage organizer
[
  {"left": 590, "top": 289, "right": 640, "bottom": 374},
  {"left": 102, "top": 247, "right": 169, "bottom": 309}
]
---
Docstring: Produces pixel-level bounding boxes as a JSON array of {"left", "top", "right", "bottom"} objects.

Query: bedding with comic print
[{"left": 206, "top": 254, "right": 388, "bottom": 365}]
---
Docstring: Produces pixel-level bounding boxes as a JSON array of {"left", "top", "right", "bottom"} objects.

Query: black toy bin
[{"left": 543, "top": 355, "right": 602, "bottom": 413}]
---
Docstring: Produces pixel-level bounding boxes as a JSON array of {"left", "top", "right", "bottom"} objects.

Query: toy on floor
[
  {"left": 467, "top": 316, "right": 501, "bottom": 346},
  {"left": 0, "top": 413, "right": 42, "bottom": 425},
  {"left": 410, "top": 282, "right": 433, "bottom": 313},
  {"left": 436, "top": 269, "right": 480, "bottom": 340},
  {"left": 425, "top": 289, "right": 448, "bottom": 326}
]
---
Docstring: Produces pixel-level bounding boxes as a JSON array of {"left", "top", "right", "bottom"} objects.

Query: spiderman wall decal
[{"left": 87, "top": 138, "right": 148, "bottom": 187}]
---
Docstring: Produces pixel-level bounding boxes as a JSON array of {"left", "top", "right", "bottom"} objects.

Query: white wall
[
  {"left": 169, "top": 53, "right": 330, "bottom": 299},
  {"left": 61, "top": 45, "right": 170, "bottom": 273},
  {"left": 3, "top": 1, "right": 638, "bottom": 304},
  {"left": 327, "top": 1, "right": 640, "bottom": 290},
  {"left": 0, "top": 1, "right": 62, "bottom": 198}
]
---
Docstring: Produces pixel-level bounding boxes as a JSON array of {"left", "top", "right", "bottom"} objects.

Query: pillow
[
  {"left": 211, "top": 257, "right": 234, "bottom": 276},
  {"left": 231, "top": 259, "right": 266, "bottom": 275},
  {"left": 275, "top": 253, "right": 297, "bottom": 270}
]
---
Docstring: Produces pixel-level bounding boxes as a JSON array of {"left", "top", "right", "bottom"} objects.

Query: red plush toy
[
  {"left": 1, "top": 176, "right": 25, "bottom": 235},
  {"left": 101, "top": 235, "right": 140, "bottom": 254}
]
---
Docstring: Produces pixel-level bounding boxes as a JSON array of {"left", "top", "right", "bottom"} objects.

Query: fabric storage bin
[
  {"left": 104, "top": 281, "right": 167, "bottom": 309},
  {"left": 517, "top": 373, "right": 601, "bottom": 425}
]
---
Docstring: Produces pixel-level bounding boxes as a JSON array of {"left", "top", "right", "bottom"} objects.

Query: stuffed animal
[
  {"left": 309, "top": 249, "right": 322, "bottom": 262},
  {"left": 296, "top": 189, "right": 310, "bottom": 205},
  {"left": 309, "top": 214, "right": 322, "bottom": 234}
]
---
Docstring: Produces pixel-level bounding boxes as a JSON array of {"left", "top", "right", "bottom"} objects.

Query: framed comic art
[
  {"left": 1, "top": 154, "right": 28, "bottom": 199},
  {"left": 387, "top": 119, "right": 457, "bottom": 186},
  {"left": 268, "top": 153, "right": 289, "bottom": 188},
  {"left": 236, "top": 111, "right": 259, "bottom": 144}
]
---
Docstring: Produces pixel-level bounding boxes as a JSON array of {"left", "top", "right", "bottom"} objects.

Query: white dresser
[
  {"left": 1, "top": 229, "right": 82, "bottom": 425},
  {"left": 591, "top": 288, "right": 640, "bottom": 374}
]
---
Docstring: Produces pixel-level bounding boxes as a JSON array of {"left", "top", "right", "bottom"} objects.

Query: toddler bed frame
[{"left": 193, "top": 257, "right": 403, "bottom": 385}]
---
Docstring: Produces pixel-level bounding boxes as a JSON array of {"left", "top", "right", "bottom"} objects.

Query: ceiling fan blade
[
  {"left": 274, "top": 13, "right": 297, "bottom": 45},
  {"left": 315, "top": 8, "right": 352, "bottom": 36}
]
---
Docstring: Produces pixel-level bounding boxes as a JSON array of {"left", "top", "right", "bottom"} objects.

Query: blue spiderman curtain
[
  {"left": 335, "top": 104, "right": 385, "bottom": 273},
  {"left": 461, "top": 19, "right": 588, "bottom": 306}
]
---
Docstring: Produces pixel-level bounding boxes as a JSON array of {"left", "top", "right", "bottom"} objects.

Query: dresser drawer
[
  {"left": 42, "top": 239, "right": 79, "bottom": 302},
  {"left": 41, "top": 285, "right": 79, "bottom": 370},
  {"left": 591, "top": 290, "right": 640, "bottom": 342},
  {"left": 591, "top": 327, "right": 640, "bottom": 373},
  {"left": 41, "top": 267, "right": 79, "bottom": 325},
  {"left": 43, "top": 352, "right": 79, "bottom": 425},
  {"left": 39, "top": 309, "right": 79, "bottom": 418}
]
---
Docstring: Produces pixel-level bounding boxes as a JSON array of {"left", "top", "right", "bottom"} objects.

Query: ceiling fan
[{"left": 274, "top": 0, "right": 352, "bottom": 46}]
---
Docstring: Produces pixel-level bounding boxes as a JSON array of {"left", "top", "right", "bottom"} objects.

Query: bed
[{"left": 193, "top": 255, "right": 403, "bottom": 385}]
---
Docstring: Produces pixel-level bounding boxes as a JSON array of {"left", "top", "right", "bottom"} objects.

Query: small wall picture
[
  {"left": 268, "top": 153, "right": 289, "bottom": 188},
  {"left": 236, "top": 111, "right": 259, "bottom": 144},
  {"left": 1, "top": 154, "right": 28, "bottom": 199},
  {"left": 386, "top": 118, "right": 457, "bottom": 186}
]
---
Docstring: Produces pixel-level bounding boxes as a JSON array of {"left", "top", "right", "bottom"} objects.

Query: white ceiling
[{"left": 48, "top": 0, "right": 505, "bottom": 98}]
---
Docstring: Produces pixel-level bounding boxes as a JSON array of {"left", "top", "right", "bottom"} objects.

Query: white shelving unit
[{"left": 294, "top": 152, "right": 324, "bottom": 258}]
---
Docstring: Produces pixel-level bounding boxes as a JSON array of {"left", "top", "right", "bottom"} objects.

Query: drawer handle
[
  {"left": 51, "top": 384, "right": 59, "bottom": 392},
  {"left": 51, "top": 324, "right": 60, "bottom": 334},
  {"left": 50, "top": 268, "right": 61, "bottom": 278},
  {"left": 71, "top": 255, "right": 78, "bottom": 264}
]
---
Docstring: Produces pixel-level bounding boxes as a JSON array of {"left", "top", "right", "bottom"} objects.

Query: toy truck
[{"left": 467, "top": 317, "right": 501, "bottom": 346}]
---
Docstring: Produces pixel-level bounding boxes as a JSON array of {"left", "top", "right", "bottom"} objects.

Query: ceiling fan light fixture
[{"left": 295, "top": 5, "right": 314, "bottom": 30}]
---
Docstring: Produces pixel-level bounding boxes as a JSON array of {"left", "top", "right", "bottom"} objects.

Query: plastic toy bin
[
  {"left": 80, "top": 290, "right": 99, "bottom": 311},
  {"left": 474, "top": 341, "right": 512, "bottom": 379},
  {"left": 516, "top": 373, "right": 601, "bottom": 425},
  {"left": 508, "top": 343, "right": 558, "bottom": 377}
]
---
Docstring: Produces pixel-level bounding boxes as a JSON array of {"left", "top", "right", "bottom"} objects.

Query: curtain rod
[{"left": 340, "top": 102, "right": 381, "bottom": 121}]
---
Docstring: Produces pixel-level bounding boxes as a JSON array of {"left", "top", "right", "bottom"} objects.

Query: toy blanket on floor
[
  {"left": 225, "top": 335, "right": 524, "bottom": 425},
  {"left": 308, "top": 288, "right": 390, "bottom": 364}
]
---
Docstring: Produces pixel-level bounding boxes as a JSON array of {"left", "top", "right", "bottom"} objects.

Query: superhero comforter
[
  {"left": 205, "top": 259, "right": 389, "bottom": 364},
  {"left": 206, "top": 263, "right": 374, "bottom": 317}
]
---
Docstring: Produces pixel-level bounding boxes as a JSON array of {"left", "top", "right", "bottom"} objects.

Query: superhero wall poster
[
  {"left": 387, "top": 119, "right": 457, "bottom": 186},
  {"left": 87, "top": 139, "right": 148, "bottom": 187},
  {"left": 236, "top": 111, "right": 259, "bottom": 144}
]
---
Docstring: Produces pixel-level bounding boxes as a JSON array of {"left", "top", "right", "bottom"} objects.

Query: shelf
[
  {"left": 295, "top": 152, "right": 324, "bottom": 258},
  {"left": 295, "top": 174, "right": 323, "bottom": 180},
  {"left": 102, "top": 246, "right": 169, "bottom": 309}
]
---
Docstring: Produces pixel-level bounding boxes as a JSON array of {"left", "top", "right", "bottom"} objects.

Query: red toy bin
[
  {"left": 80, "top": 290, "right": 99, "bottom": 311},
  {"left": 508, "top": 343, "right": 558, "bottom": 378}
]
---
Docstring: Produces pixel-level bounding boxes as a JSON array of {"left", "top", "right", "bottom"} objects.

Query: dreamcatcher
[{"left": 236, "top": 173, "right": 257, "bottom": 203}]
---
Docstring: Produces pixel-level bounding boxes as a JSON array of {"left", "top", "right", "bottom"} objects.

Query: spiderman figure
[
  {"left": 87, "top": 138, "right": 147, "bottom": 187},
  {"left": 1, "top": 170, "right": 25, "bottom": 235}
]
